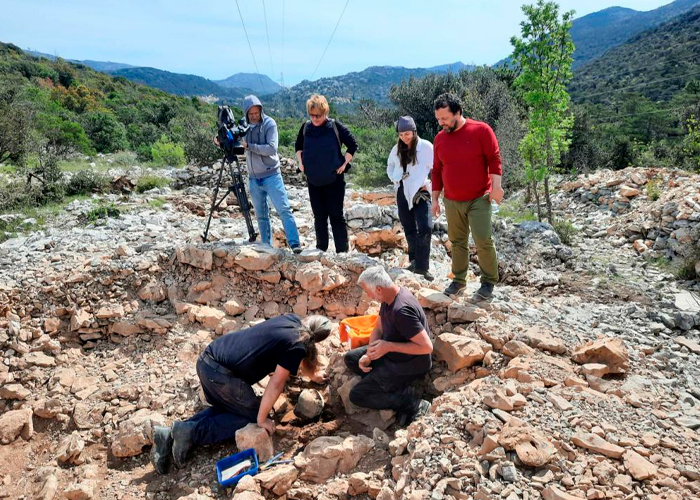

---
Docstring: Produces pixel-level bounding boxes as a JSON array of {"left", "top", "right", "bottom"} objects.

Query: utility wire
[
  {"left": 234, "top": 0, "right": 266, "bottom": 92},
  {"left": 310, "top": 0, "right": 351, "bottom": 81},
  {"left": 261, "top": 0, "right": 275, "bottom": 82},
  {"left": 281, "top": 0, "right": 285, "bottom": 88}
]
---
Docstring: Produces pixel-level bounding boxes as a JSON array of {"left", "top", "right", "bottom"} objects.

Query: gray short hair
[{"left": 358, "top": 266, "right": 394, "bottom": 288}]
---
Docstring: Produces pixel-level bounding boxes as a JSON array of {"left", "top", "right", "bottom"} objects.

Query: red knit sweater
[{"left": 432, "top": 119, "right": 502, "bottom": 202}]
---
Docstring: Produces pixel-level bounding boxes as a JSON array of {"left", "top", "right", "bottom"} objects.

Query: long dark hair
[
  {"left": 398, "top": 133, "right": 419, "bottom": 169},
  {"left": 297, "top": 315, "right": 332, "bottom": 373}
]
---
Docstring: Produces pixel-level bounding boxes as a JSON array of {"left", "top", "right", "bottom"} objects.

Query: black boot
[
  {"left": 150, "top": 426, "right": 173, "bottom": 475},
  {"left": 444, "top": 281, "right": 466, "bottom": 296},
  {"left": 172, "top": 421, "right": 196, "bottom": 469}
]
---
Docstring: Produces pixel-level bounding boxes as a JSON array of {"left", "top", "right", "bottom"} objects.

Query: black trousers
[
  {"left": 343, "top": 346, "right": 425, "bottom": 414},
  {"left": 308, "top": 175, "right": 348, "bottom": 252},
  {"left": 397, "top": 184, "right": 432, "bottom": 272}
]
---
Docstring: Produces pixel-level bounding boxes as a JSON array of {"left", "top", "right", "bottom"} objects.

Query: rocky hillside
[{"left": 0, "top": 160, "right": 699, "bottom": 500}]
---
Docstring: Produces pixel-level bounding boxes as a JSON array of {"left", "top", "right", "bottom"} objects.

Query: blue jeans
[
  {"left": 186, "top": 355, "right": 260, "bottom": 446},
  {"left": 248, "top": 171, "right": 300, "bottom": 247}
]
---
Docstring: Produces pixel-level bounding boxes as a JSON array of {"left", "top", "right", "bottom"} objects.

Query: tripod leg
[
  {"left": 230, "top": 158, "right": 258, "bottom": 243},
  {"left": 202, "top": 159, "right": 228, "bottom": 242}
]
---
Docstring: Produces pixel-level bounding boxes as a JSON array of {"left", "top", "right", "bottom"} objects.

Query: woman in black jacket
[{"left": 295, "top": 94, "right": 358, "bottom": 253}]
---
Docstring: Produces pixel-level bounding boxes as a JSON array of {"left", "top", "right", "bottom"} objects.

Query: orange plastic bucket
[{"left": 339, "top": 314, "right": 378, "bottom": 349}]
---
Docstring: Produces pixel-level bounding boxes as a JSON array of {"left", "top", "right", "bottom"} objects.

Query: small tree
[{"left": 511, "top": 0, "right": 575, "bottom": 223}]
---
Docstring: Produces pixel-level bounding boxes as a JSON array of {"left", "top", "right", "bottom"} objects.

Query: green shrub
[
  {"left": 65, "top": 169, "right": 109, "bottom": 196},
  {"left": 646, "top": 177, "right": 661, "bottom": 201},
  {"left": 136, "top": 175, "right": 170, "bottom": 193},
  {"left": 0, "top": 179, "right": 44, "bottom": 212},
  {"left": 148, "top": 197, "right": 166, "bottom": 209},
  {"left": 151, "top": 135, "right": 185, "bottom": 167},
  {"left": 111, "top": 151, "right": 138, "bottom": 167},
  {"left": 553, "top": 219, "right": 577, "bottom": 246},
  {"left": 82, "top": 111, "right": 129, "bottom": 153},
  {"left": 85, "top": 203, "right": 120, "bottom": 222}
]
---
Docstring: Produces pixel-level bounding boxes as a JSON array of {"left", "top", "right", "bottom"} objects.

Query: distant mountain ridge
[
  {"left": 215, "top": 72, "right": 281, "bottom": 94},
  {"left": 570, "top": 4, "right": 700, "bottom": 102}
]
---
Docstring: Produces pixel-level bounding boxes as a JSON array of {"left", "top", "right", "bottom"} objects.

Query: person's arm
[
  {"left": 248, "top": 120, "right": 279, "bottom": 157},
  {"left": 256, "top": 364, "right": 291, "bottom": 434},
  {"left": 387, "top": 147, "right": 402, "bottom": 184},
  {"left": 336, "top": 120, "right": 358, "bottom": 157},
  {"left": 367, "top": 329, "right": 433, "bottom": 359},
  {"left": 295, "top": 123, "right": 305, "bottom": 172},
  {"left": 414, "top": 141, "right": 433, "bottom": 188},
  {"left": 482, "top": 125, "right": 504, "bottom": 203},
  {"left": 369, "top": 317, "right": 383, "bottom": 344},
  {"left": 431, "top": 138, "right": 443, "bottom": 216}
]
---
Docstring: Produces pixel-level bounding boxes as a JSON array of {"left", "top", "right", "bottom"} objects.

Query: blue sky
[{"left": 0, "top": 0, "right": 673, "bottom": 85}]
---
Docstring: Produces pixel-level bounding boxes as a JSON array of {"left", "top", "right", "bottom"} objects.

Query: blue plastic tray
[{"left": 216, "top": 448, "right": 259, "bottom": 488}]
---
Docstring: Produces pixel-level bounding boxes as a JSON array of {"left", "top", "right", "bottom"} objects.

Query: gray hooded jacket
[{"left": 244, "top": 95, "right": 280, "bottom": 179}]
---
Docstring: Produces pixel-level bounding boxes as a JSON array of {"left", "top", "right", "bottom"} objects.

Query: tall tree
[{"left": 511, "top": 0, "right": 575, "bottom": 223}]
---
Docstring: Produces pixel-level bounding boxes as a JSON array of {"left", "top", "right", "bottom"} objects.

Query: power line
[
  {"left": 234, "top": 0, "right": 265, "bottom": 92},
  {"left": 310, "top": 0, "right": 351, "bottom": 81},
  {"left": 574, "top": 67, "right": 700, "bottom": 101},
  {"left": 261, "top": 0, "right": 275, "bottom": 80},
  {"left": 281, "top": 0, "right": 285, "bottom": 88}
]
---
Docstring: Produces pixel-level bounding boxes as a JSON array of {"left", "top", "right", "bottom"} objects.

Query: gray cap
[{"left": 396, "top": 115, "right": 417, "bottom": 133}]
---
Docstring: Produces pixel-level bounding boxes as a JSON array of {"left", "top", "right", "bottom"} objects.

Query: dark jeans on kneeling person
[
  {"left": 185, "top": 354, "right": 260, "bottom": 446},
  {"left": 397, "top": 183, "right": 432, "bottom": 272},
  {"left": 343, "top": 346, "right": 426, "bottom": 414},
  {"left": 308, "top": 175, "right": 348, "bottom": 252}
]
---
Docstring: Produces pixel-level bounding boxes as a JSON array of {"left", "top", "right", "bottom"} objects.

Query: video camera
[
  {"left": 202, "top": 106, "right": 257, "bottom": 243},
  {"left": 217, "top": 105, "right": 250, "bottom": 161}
]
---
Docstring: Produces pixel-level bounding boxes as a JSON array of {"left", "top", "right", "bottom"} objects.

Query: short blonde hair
[{"left": 306, "top": 94, "right": 330, "bottom": 116}]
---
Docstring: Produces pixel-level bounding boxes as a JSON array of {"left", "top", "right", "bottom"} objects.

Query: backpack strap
[{"left": 302, "top": 119, "right": 342, "bottom": 152}]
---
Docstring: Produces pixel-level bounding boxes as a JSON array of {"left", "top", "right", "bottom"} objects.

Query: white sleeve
[
  {"left": 387, "top": 147, "right": 403, "bottom": 183},
  {"left": 416, "top": 141, "right": 433, "bottom": 182}
]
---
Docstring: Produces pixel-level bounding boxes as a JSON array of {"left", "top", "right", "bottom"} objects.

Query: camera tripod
[{"left": 202, "top": 154, "right": 258, "bottom": 243}]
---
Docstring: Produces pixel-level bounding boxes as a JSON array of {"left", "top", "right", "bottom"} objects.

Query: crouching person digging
[
  {"left": 150, "top": 314, "right": 332, "bottom": 474},
  {"left": 344, "top": 266, "right": 433, "bottom": 426}
]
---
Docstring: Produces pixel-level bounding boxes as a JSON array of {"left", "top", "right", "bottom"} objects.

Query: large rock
[
  {"left": 235, "top": 246, "right": 279, "bottom": 271},
  {"left": 176, "top": 246, "right": 213, "bottom": 270},
  {"left": 57, "top": 431, "right": 85, "bottom": 464},
  {"left": 416, "top": 288, "right": 452, "bottom": 309},
  {"left": 434, "top": 333, "right": 491, "bottom": 372},
  {"left": 224, "top": 298, "right": 246, "bottom": 316},
  {"left": 0, "top": 408, "right": 33, "bottom": 444},
  {"left": 188, "top": 305, "right": 226, "bottom": 329},
  {"left": 24, "top": 352, "right": 56, "bottom": 368},
  {"left": 295, "top": 261, "right": 346, "bottom": 294},
  {"left": 572, "top": 337, "right": 629, "bottom": 375},
  {"left": 499, "top": 422, "right": 556, "bottom": 467},
  {"left": 256, "top": 464, "right": 299, "bottom": 495},
  {"left": 623, "top": 450, "right": 658, "bottom": 481},
  {"left": 447, "top": 302, "right": 488, "bottom": 323},
  {"left": 235, "top": 423, "right": 274, "bottom": 462},
  {"left": 63, "top": 480, "right": 97, "bottom": 500},
  {"left": 542, "top": 486, "right": 584, "bottom": 500},
  {"left": 111, "top": 410, "right": 165, "bottom": 458},
  {"left": 295, "top": 435, "right": 374, "bottom": 483},
  {"left": 571, "top": 432, "right": 624, "bottom": 458},
  {"left": 70, "top": 309, "right": 92, "bottom": 331},
  {"left": 0, "top": 383, "right": 31, "bottom": 400},
  {"left": 520, "top": 327, "right": 567, "bottom": 355},
  {"left": 95, "top": 303, "right": 125, "bottom": 319}
]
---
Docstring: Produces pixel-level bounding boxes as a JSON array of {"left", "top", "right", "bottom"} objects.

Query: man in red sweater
[{"left": 431, "top": 93, "right": 503, "bottom": 299}]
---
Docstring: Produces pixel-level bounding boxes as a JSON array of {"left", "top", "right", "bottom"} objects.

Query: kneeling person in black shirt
[
  {"left": 344, "top": 266, "right": 433, "bottom": 426},
  {"left": 151, "top": 314, "right": 332, "bottom": 474}
]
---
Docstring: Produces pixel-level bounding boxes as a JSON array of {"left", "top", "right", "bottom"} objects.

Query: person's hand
[
  {"left": 359, "top": 354, "right": 372, "bottom": 373},
  {"left": 257, "top": 418, "right": 276, "bottom": 436},
  {"left": 240, "top": 139, "right": 248, "bottom": 150},
  {"left": 213, "top": 136, "right": 220, "bottom": 147},
  {"left": 489, "top": 185, "right": 504, "bottom": 204},
  {"left": 336, "top": 162, "right": 348, "bottom": 174},
  {"left": 367, "top": 340, "right": 390, "bottom": 361},
  {"left": 298, "top": 163, "right": 305, "bottom": 173},
  {"left": 432, "top": 202, "right": 441, "bottom": 218},
  {"left": 309, "top": 370, "right": 329, "bottom": 384}
]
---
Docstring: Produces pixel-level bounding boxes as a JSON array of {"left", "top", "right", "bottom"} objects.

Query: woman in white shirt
[{"left": 387, "top": 116, "right": 434, "bottom": 281}]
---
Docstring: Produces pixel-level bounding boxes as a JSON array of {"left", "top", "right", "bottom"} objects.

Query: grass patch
[
  {"left": 646, "top": 177, "right": 662, "bottom": 201},
  {"left": 85, "top": 203, "right": 120, "bottom": 222},
  {"left": 0, "top": 164, "right": 16, "bottom": 175},
  {"left": 148, "top": 197, "right": 166, "bottom": 209},
  {"left": 136, "top": 175, "right": 170, "bottom": 194},
  {"left": 497, "top": 199, "right": 537, "bottom": 222},
  {"left": 553, "top": 219, "right": 577, "bottom": 246}
]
